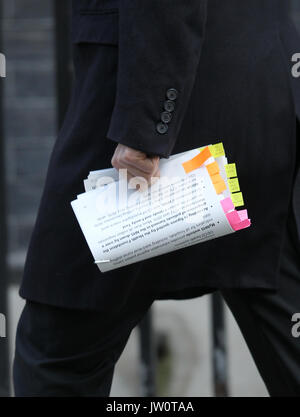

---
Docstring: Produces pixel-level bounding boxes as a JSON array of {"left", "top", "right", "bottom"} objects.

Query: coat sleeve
[{"left": 106, "top": 0, "right": 208, "bottom": 158}]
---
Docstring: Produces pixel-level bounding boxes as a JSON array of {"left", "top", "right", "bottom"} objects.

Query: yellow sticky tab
[
  {"left": 225, "top": 163, "right": 237, "bottom": 178},
  {"left": 228, "top": 177, "right": 240, "bottom": 193},
  {"left": 231, "top": 192, "right": 244, "bottom": 207},
  {"left": 206, "top": 161, "right": 220, "bottom": 176},
  {"left": 209, "top": 142, "right": 225, "bottom": 158}
]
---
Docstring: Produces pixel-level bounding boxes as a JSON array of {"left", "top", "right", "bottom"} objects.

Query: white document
[{"left": 71, "top": 147, "right": 237, "bottom": 273}]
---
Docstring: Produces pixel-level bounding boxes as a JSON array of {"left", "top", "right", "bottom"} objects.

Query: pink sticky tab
[
  {"left": 226, "top": 210, "right": 241, "bottom": 225},
  {"left": 237, "top": 209, "right": 248, "bottom": 221},
  {"left": 232, "top": 219, "right": 251, "bottom": 231},
  {"left": 221, "top": 197, "right": 235, "bottom": 213}
]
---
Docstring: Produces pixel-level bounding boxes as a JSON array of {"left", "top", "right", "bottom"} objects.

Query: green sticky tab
[
  {"left": 209, "top": 142, "right": 225, "bottom": 158},
  {"left": 228, "top": 177, "right": 240, "bottom": 193},
  {"left": 231, "top": 192, "right": 244, "bottom": 207},
  {"left": 225, "top": 163, "right": 237, "bottom": 178}
]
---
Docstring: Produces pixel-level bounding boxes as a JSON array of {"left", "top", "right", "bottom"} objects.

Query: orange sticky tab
[
  {"left": 213, "top": 180, "right": 227, "bottom": 194},
  {"left": 182, "top": 146, "right": 212, "bottom": 174},
  {"left": 210, "top": 173, "right": 224, "bottom": 184},
  {"left": 206, "top": 161, "right": 220, "bottom": 176}
]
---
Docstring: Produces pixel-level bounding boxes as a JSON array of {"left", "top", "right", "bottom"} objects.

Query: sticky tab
[
  {"left": 228, "top": 177, "right": 240, "bottom": 193},
  {"left": 226, "top": 210, "right": 251, "bottom": 231},
  {"left": 237, "top": 209, "right": 248, "bottom": 221},
  {"left": 232, "top": 219, "right": 251, "bottom": 231},
  {"left": 225, "top": 163, "right": 237, "bottom": 178},
  {"left": 231, "top": 192, "right": 244, "bottom": 207},
  {"left": 209, "top": 142, "right": 225, "bottom": 158},
  {"left": 182, "top": 146, "right": 212, "bottom": 174},
  {"left": 213, "top": 179, "right": 227, "bottom": 194},
  {"left": 226, "top": 210, "right": 241, "bottom": 225},
  {"left": 210, "top": 173, "right": 224, "bottom": 184},
  {"left": 220, "top": 197, "right": 235, "bottom": 213},
  {"left": 206, "top": 161, "right": 220, "bottom": 176}
]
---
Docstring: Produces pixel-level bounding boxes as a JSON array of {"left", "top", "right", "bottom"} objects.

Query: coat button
[
  {"left": 156, "top": 121, "right": 168, "bottom": 134},
  {"left": 166, "top": 88, "right": 178, "bottom": 101},
  {"left": 164, "top": 100, "right": 175, "bottom": 112},
  {"left": 161, "top": 111, "right": 172, "bottom": 123}
]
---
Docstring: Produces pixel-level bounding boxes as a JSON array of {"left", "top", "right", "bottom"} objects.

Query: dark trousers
[
  {"left": 13, "top": 202, "right": 300, "bottom": 397},
  {"left": 221, "top": 201, "right": 300, "bottom": 397},
  {"left": 13, "top": 285, "right": 156, "bottom": 397}
]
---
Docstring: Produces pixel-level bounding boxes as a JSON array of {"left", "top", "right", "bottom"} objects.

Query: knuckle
[
  {"left": 123, "top": 148, "right": 134, "bottom": 162},
  {"left": 111, "top": 155, "right": 119, "bottom": 169}
]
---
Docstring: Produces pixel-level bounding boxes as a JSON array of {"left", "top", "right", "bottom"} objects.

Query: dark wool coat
[{"left": 19, "top": 0, "right": 300, "bottom": 312}]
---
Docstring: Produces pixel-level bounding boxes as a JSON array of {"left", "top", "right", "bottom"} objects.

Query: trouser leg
[
  {"left": 221, "top": 204, "right": 300, "bottom": 396},
  {"left": 13, "top": 289, "right": 156, "bottom": 397}
]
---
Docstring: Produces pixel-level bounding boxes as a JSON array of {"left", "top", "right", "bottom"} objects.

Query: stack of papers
[{"left": 71, "top": 143, "right": 251, "bottom": 273}]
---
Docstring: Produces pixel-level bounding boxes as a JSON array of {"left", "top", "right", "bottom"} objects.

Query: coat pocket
[{"left": 71, "top": 9, "right": 119, "bottom": 46}]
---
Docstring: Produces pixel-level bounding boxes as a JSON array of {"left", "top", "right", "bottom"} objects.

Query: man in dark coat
[{"left": 13, "top": 0, "right": 300, "bottom": 396}]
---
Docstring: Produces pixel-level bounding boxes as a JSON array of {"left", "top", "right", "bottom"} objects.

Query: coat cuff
[{"left": 107, "top": 83, "right": 196, "bottom": 159}]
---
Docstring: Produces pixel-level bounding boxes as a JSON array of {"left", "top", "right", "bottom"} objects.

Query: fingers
[
  {"left": 125, "top": 153, "right": 160, "bottom": 175},
  {"left": 111, "top": 144, "right": 161, "bottom": 185},
  {"left": 118, "top": 161, "right": 160, "bottom": 184},
  {"left": 117, "top": 144, "right": 159, "bottom": 174}
]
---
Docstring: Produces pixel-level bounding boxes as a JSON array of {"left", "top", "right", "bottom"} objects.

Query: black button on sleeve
[
  {"left": 166, "top": 88, "right": 178, "bottom": 101},
  {"left": 156, "top": 121, "right": 168, "bottom": 134},
  {"left": 164, "top": 100, "right": 175, "bottom": 112},
  {"left": 161, "top": 111, "right": 172, "bottom": 123}
]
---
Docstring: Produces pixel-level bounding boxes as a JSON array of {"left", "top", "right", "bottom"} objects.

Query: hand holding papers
[{"left": 71, "top": 143, "right": 251, "bottom": 273}]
